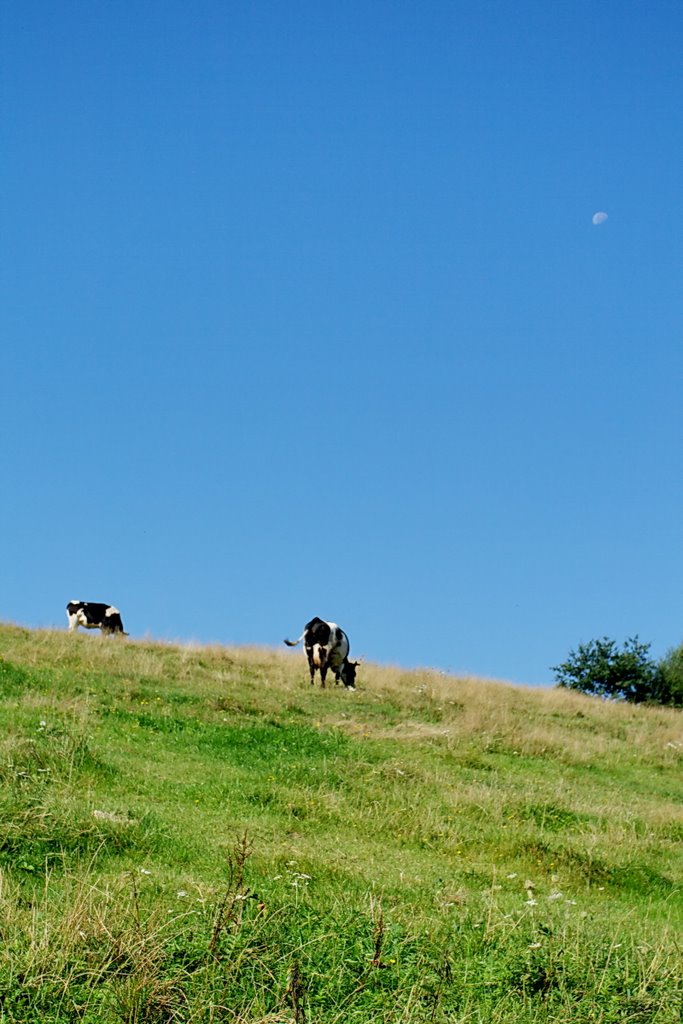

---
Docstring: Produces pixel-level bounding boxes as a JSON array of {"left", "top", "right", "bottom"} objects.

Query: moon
[{"left": 592, "top": 212, "right": 608, "bottom": 225}]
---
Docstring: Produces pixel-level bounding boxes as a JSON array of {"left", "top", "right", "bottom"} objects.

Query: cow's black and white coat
[
  {"left": 284, "top": 617, "right": 358, "bottom": 689},
  {"left": 66, "top": 601, "right": 127, "bottom": 636}
]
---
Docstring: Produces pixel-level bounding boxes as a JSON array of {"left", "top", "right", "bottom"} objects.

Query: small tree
[
  {"left": 552, "top": 636, "right": 660, "bottom": 703},
  {"left": 654, "top": 643, "right": 683, "bottom": 708}
]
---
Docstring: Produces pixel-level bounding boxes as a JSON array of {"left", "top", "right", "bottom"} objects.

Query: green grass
[{"left": 0, "top": 623, "right": 680, "bottom": 1022}]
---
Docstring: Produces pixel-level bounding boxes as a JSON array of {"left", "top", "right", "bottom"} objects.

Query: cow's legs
[
  {"left": 320, "top": 662, "right": 329, "bottom": 688},
  {"left": 306, "top": 653, "right": 316, "bottom": 685}
]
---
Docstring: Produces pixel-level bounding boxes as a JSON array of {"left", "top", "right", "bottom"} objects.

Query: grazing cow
[
  {"left": 284, "top": 617, "right": 358, "bottom": 689},
  {"left": 66, "top": 601, "right": 128, "bottom": 636}
]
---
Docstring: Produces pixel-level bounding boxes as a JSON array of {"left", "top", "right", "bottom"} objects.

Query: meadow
[{"left": 0, "top": 623, "right": 680, "bottom": 1023}]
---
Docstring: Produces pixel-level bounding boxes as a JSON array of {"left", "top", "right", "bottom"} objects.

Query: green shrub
[
  {"left": 654, "top": 643, "right": 683, "bottom": 707},
  {"left": 552, "top": 637, "right": 660, "bottom": 703}
]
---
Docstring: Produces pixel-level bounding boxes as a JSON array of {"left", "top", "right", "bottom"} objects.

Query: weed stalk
[{"left": 208, "top": 831, "right": 252, "bottom": 957}]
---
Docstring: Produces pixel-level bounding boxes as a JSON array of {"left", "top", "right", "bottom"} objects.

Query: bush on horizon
[
  {"left": 552, "top": 635, "right": 683, "bottom": 706},
  {"left": 655, "top": 642, "right": 683, "bottom": 707}
]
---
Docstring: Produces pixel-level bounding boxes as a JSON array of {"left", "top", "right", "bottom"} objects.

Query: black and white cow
[
  {"left": 66, "top": 601, "right": 128, "bottom": 636},
  {"left": 284, "top": 617, "right": 358, "bottom": 689}
]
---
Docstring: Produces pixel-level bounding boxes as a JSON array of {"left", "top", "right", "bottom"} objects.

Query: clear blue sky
[{"left": 2, "top": 1, "right": 681, "bottom": 685}]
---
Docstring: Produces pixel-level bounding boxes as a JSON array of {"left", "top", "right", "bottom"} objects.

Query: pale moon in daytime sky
[{"left": 592, "top": 211, "right": 608, "bottom": 225}]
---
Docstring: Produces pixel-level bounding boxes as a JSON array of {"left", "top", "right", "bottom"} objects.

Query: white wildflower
[
  {"left": 548, "top": 891, "right": 563, "bottom": 901},
  {"left": 177, "top": 890, "right": 188, "bottom": 898},
  {"left": 525, "top": 898, "right": 538, "bottom": 906},
  {"left": 507, "top": 873, "right": 517, "bottom": 879},
  {"left": 528, "top": 942, "right": 542, "bottom": 948},
  {"left": 139, "top": 868, "right": 151, "bottom": 875}
]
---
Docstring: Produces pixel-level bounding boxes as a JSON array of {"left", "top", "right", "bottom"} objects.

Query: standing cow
[
  {"left": 284, "top": 617, "right": 358, "bottom": 689},
  {"left": 66, "top": 601, "right": 128, "bottom": 636}
]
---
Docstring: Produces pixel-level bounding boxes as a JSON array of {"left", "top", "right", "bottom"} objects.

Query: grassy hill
[{"left": 0, "top": 623, "right": 680, "bottom": 1023}]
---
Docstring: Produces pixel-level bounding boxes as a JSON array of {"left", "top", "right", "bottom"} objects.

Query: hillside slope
[{"left": 0, "top": 624, "right": 681, "bottom": 1023}]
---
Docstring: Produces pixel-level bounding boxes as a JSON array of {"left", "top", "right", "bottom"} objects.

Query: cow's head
[{"left": 341, "top": 659, "right": 360, "bottom": 690}]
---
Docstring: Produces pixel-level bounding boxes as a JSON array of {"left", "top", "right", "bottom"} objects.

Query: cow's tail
[{"left": 283, "top": 632, "right": 304, "bottom": 648}]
